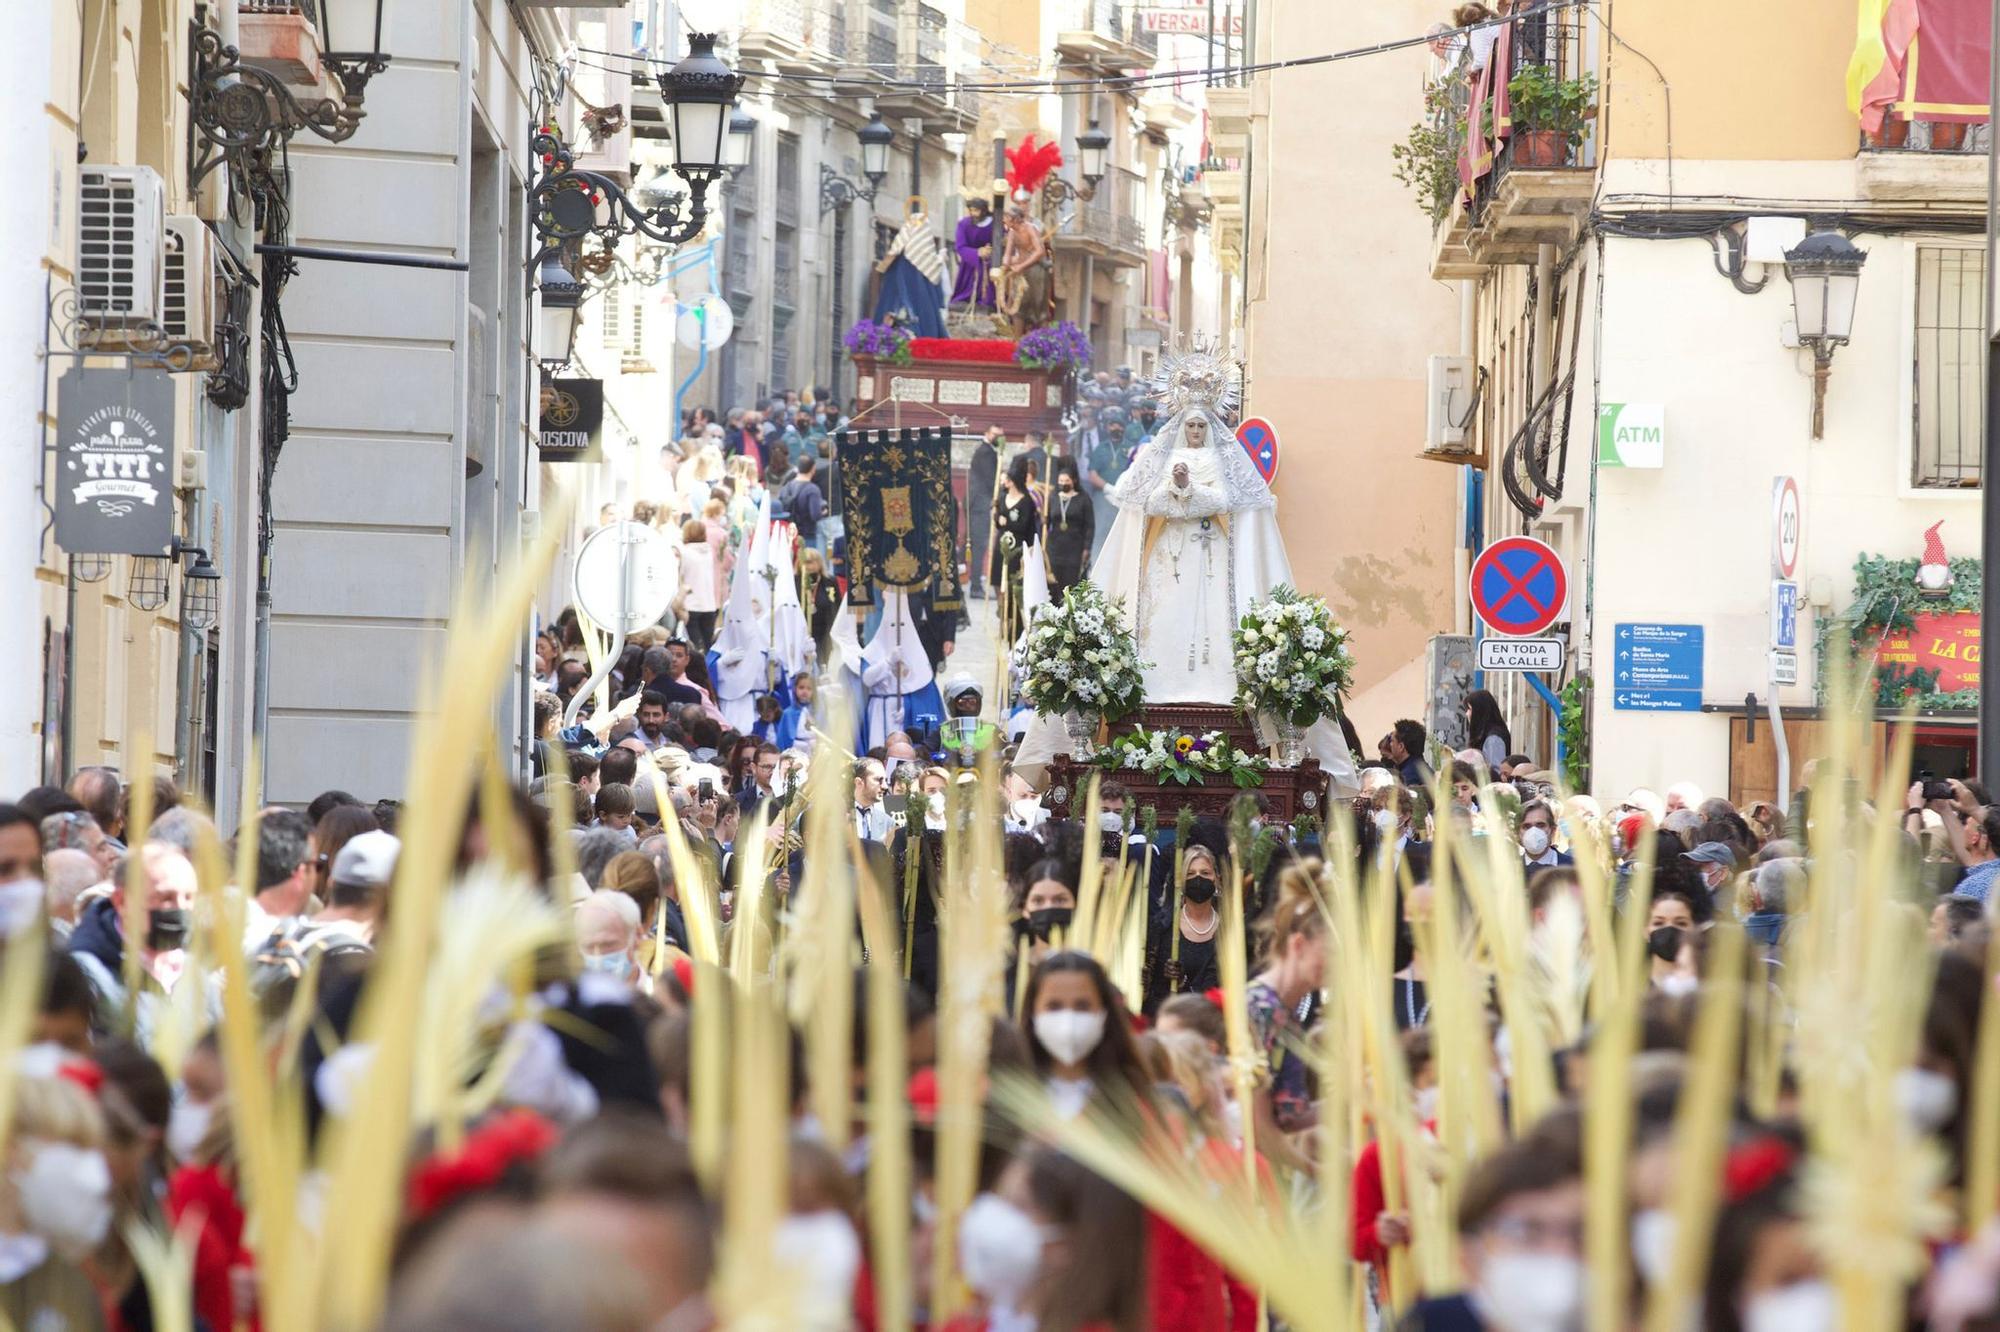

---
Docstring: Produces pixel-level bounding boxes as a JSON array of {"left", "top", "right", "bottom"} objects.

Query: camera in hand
[{"left": 1919, "top": 772, "right": 1954, "bottom": 802}]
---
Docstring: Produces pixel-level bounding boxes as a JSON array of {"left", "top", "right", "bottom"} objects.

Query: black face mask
[
  {"left": 1647, "top": 925, "right": 1686, "bottom": 964},
  {"left": 1026, "top": 906, "right": 1074, "bottom": 940},
  {"left": 1182, "top": 876, "right": 1218, "bottom": 905},
  {"left": 147, "top": 907, "right": 190, "bottom": 951}
]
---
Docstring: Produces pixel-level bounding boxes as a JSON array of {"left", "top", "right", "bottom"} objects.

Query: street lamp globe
[
  {"left": 182, "top": 553, "right": 221, "bottom": 632},
  {"left": 1783, "top": 230, "right": 1867, "bottom": 346},
  {"left": 537, "top": 255, "right": 583, "bottom": 365},
  {"left": 70, "top": 552, "right": 112, "bottom": 584},
  {"left": 313, "top": 0, "right": 388, "bottom": 61},
  {"left": 859, "top": 110, "right": 895, "bottom": 184},
  {"left": 659, "top": 33, "right": 745, "bottom": 175},
  {"left": 725, "top": 107, "right": 756, "bottom": 171},
  {"left": 1077, "top": 122, "right": 1112, "bottom": 185}
]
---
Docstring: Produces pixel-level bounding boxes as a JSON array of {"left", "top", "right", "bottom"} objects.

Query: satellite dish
[
  {"left": 676, "top": 294, "right": 735, "bottom": 351},
  {"left": 571, "top": 522, "right": 675, "bottom": 635}
]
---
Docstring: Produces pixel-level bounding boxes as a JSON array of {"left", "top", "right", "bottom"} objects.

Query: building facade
[
  {"left": 1236, "top": 0, "right": 1467, "bottom": 751},
  {"left": 1416, "top": 0, "right": 1987, "bottom": 801},
  {"left": 11, "top": 0, "right": 219, "bottom": 802},
  {"left": 6, "top": 0, "right": 583, "bottom": 818}
]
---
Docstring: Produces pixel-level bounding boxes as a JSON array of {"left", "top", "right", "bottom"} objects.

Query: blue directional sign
[
  {"left": 1613, "top": 623, "right": 1704, "bottom": 712},
  {"left": 1770, "top": 580, "right": 1799, "bottom": 650}
]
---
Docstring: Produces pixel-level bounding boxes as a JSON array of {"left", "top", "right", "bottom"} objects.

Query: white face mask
[
  {"left": 167, "top": 1099, "right": 215, "bottom": 1165},
  {"left": 1741, "top": 1278, "right": 1837, "bottom": 1332},
  {"left": 1372, "top": 809, "right": 1399, "bottom": 836},
  {"left": 1630, "top": 1208, "right": 1673, "bottom": 1287},
  {"left": 580, "top": 949, "right": 634, "bottom": 980},
  {"left": 957, "top": 1193, "right": 1047, "bottom": 1307},
  {"left": 0, "top": 880, "right": 43, "bottom": 937},
  {"left": 773, "top": 1210, "right": 862, "bottom": 1321},
  {"left": 1475, "top": 1252, "right": 1583, "bottom": 1332},
  {"left": 1894, "top": 1066, "right": 1958, "bottom": 1133},
  {"left": 1412, "top": 1085, "right": 1440, "bottom": 1122},
  {"left": 1098, "top": 811, "right": 1125, "bottom": 835},
  {"left": 1034, "top": 1009, "right": 1107, "bottom": 1067},
  {"left": 1521, "top": 827, "right": 1551, "bottom": 857},
  {"left": 14, "top": 1141, "right": 113, "bottom": 1260}
]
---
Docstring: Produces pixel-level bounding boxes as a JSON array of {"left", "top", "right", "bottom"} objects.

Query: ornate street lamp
[
  {"left": 537, "top": 255, "right": 584, "bottom": 367},
  {"left": 859, "top": 109, "right": 896, "bottom": 184},
  {"left": 724, "top": 108, "right": 756, "bottom": 172},
  {"left": 188, "top": 0, "right": 394, "bottom": 202},
  {"left": 1076, "top": 121, "right": 1111, "bottom": 186},
  {"left": 823, "top": 110, "right": 894, "bottom": 215},
  {"left": 662, "top": 34, "right": 743, "bottom": 174},
  {"left": 1045, "top": 122, "right": 1114, "bottom": 205},
  {"left": 529, "top": 35, "right": 744, "bottom": 262},
  {"left": 1783, "top": 230, "right": 1867, "bottom": 440},
  {"left": 310, "top": 0, "right": 392, "bottom": 108}
]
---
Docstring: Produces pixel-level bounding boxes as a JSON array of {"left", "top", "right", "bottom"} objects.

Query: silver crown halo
[{"left": 1150, "top": 333, "right": 1242, "bottom": 419}]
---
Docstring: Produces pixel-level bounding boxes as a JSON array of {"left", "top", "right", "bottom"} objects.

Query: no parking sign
[{"left": 1469, "top": 536, "right": 1567, "bottom": 638}]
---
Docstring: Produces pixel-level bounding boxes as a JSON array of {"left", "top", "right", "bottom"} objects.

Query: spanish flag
[{"left": 1848, "top": 0, "right": 1990, "bottom": 134}]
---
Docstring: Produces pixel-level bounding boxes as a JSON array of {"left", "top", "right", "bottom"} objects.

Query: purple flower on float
[{"left": 1015, "top": 320, "right": 1092, "bottom": 370}]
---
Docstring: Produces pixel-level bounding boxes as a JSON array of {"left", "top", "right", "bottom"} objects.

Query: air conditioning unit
[
  {"left": 159, "top": 216, "right": 219, "bottom": 371},
  {"left": 1424, "top": 353, "right": 1477, "bottom": 454},
  {"left": 78, "top": 166, "right": 167, "bottom": 330}
]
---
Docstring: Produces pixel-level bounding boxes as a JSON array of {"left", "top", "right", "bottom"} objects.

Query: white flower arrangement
[
  {"left": 1232, "top": 585, "right": 1355, "bottom": 727},
  {"left": 1012, "top": 583, "right": 1148, "bottom": 723}
]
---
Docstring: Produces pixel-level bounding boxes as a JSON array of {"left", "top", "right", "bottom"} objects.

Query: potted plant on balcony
[
  {"left": 1392, "top": 73, "right": 1468, "bottom": 224},
  {"left": 1506, "top": 65, "right": 1597, "bottom": 168}
]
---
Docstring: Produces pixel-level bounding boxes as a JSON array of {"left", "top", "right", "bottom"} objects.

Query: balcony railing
[
  {"left": 1072, "top": 166, "right": 1152, "bottom": 256},
  {"left": 1455, "top": 15, "right": 1596, "bottom": 230},
  {"left": 1862, "top": 121, "right": 1991, "bottom": 154},
  {"left": 914, "top": 2, "right": 947, "bottom": 84},
  {"left": 1056, "top": 0, "right": 1159, "bottom": 60}
]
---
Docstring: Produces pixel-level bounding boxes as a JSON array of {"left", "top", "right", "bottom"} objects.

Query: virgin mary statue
[{"left": 1018, "top": 338, "right": 1358, "bottom": 793}]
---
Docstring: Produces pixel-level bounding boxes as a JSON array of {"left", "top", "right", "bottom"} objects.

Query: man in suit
[{"left": 966, "top": 428, "right": 1000, "bottom": 598}]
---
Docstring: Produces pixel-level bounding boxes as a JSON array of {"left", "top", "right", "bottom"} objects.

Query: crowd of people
[
  {"left": 1, "top": 677, "right": 1998, "bottom": 1330},
  {"left": 5, "top": 372, "right": 2000, "bottom": 1330}
]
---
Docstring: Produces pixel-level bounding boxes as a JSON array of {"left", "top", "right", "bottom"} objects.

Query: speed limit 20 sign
[{"left": 1771, "top": 476, "right": 1802, "bottom": 579}]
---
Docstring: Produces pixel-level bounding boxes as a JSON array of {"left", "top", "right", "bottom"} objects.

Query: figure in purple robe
[{"left": 949, "top": 198, "right": 997, "bottom": 310}]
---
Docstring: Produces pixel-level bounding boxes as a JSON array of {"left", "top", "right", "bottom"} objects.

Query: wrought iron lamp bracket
[
  {"left": 530, "top": 130, "right": 716, "bottom": 268},
  {"left": 186, "top": 24, "right": 385, "bottom": 209},
  {"left": 819, "top": 163, "right": 879, "bottom": 216}
]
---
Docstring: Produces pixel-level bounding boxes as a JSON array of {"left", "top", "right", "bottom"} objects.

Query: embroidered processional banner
[{"left": 837, "top": 426, "right": 961, "bottom": 612}]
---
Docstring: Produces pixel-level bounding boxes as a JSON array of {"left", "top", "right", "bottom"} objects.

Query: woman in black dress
[
  {"left": 1042, "top": 455, "right": 1095, "bottom": 602},
  {"left": 1146, "top": 844, "right": 1225, "bottom": 1010},
  {"left": 991, "top": 452, "right": 1040, "bottom": 644}
]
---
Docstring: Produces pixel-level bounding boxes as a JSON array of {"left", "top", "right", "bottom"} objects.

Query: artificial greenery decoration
[
  {"left": 1558, "top": 674, "right": 1590, "bottom": 792},
  {"left": 1835, "top": 553, "right": 1983, "bottom": 711}
]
